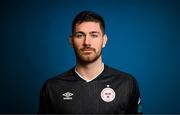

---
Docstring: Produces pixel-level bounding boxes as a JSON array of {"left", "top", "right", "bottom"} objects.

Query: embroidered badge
[
  {"left": 101, "top": 85, "right": 115, "bottom": 102},
  {"left": 62, "top": 92, "right": 73, "bottom": 100}
]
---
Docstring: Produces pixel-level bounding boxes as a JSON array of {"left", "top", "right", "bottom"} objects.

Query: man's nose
[{"left": 84, "top": 36, "right": 91, "bottom": 45}]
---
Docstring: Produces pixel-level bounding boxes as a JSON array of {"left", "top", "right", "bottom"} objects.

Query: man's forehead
[
  {"left": 75, "top": 31, "right": 100, "bottom": 34},
  {"left": 76, "top": 21, "right": 100, "bottom": 26},
  {"left": 74, "top": 22, "right": 102, "bottom": 34},
  {"left": 75, "top": 22, "right": 100, "bottom": 29}
]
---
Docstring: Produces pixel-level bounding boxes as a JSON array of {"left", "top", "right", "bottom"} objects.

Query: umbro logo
[{"left": 62, "top": 92, "right": 73, "bottom": 100}]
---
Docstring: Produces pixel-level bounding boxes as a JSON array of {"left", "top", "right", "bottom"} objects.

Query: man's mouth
[
  {"left": 80, "top": 47, "right": 95, "bottom": 55},
  {"left": 81, "top": 47, "right": 95, "bottom": 52},
  {"left": 82, "top": 49, "right": 93, "bottom": 52}
]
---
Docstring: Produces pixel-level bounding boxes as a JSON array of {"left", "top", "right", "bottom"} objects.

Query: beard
[{"left": 74, "top": 46, "right": 102, "bottom": 64}]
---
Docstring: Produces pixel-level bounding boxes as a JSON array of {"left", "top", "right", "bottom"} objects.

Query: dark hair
[{"left": 72, "top": 11, "right": 105, "bottom": 34}]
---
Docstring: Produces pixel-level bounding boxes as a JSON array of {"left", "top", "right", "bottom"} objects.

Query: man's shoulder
[
  {"left": 105, "top": 65, "right": 137, "bottom": 82},
  {"left": 44, "top": 67, "right": 75, "bottom": 86}
]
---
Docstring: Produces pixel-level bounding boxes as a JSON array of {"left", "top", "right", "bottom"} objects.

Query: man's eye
[
  {"left": 76, "top": 34, "right": 84, "bottom": 38},
  {"left": 91, "top": 34, "right": 98, "bottom": 38}
]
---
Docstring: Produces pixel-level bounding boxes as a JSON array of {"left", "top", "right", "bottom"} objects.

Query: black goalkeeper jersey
[{"left": 38, "top": 65, "right": 142, "bottom": 114}]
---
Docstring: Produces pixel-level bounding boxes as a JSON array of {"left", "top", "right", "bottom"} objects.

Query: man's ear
[
  {"left": 102, "top": 34, "right": 108, "bottom": 48},
  {"left": 69, "top": 36, "right": 74, "bottom": 48}
]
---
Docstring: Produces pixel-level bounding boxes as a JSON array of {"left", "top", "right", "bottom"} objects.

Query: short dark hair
[{"left": 72, "top": 11, "right": 105, "bottom": 34}]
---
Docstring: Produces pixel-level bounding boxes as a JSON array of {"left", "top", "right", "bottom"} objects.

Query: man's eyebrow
[
  {"left": 74, "top": 31, "right": 85, "bottom": 35},
  {"left": 74, "top": 31, "right": 83, "bottom": 34},
  {"left": 89, "top": 31, "right": 100, "bottom": 34},
  {"left": 74, "top": 31, "right": 100, "bottom": 35}
]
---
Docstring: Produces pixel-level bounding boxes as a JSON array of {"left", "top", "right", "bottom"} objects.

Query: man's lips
[
  {"left": 80, "top": 48, "right": 95, "bottom": 55},
  {"left": 81, "top": 48, "right": 95, "bottom": 52},
  {"left": 82, "top": 49, "right": 93, "bottom": 51}
]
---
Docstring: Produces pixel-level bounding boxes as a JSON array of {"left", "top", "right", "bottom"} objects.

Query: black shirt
[{"left": 38, "top": 65, "right": 142, "bottom": 114}]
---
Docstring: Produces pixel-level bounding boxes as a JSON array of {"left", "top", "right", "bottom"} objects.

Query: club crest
[{"left": 101, "top": 85, "right": 115, "bottom": 102}]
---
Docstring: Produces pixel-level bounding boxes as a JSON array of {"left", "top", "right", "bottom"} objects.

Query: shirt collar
[{"left": 74, "top": 63, "right": 104, "bottom": 82}]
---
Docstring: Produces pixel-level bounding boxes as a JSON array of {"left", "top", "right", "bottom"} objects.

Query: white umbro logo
[{"left": 62, "top": 92, "right": 73, "bottom": 100}]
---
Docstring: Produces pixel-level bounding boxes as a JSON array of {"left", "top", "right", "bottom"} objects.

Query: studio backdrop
[{"left": 1, "top": 0, "right": 179, "bottom": 113}]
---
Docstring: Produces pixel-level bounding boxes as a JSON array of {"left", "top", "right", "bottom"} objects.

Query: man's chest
[{"left": 49, "top": 81, "right": 129, "bottom": 114}]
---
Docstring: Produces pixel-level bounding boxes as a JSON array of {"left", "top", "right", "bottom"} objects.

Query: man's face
[{"left": 70, "top": 22, "right": 107, "bottom": 63}]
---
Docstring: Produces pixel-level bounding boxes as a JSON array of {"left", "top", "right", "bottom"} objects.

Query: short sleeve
[
  {"left": 126, "top": 77, "right": 142, "bottom": 114},
  {"left": 38, "top": 82, "right": 52, "bottom": 114}
]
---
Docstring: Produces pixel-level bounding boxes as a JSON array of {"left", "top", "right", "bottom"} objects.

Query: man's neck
[{"left": 75, "top": 57, "right": 104, "bottom": 81}]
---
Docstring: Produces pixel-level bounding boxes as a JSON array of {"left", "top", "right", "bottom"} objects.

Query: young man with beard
[{"left": 38, "top": 11, "right": 142, "bottom": 114}]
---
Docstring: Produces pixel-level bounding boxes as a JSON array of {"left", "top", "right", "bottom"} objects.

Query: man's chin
[
  {"left": 75, "top": 51, "right": 102, "bottom": 64},
  {"left": 78, "top": 56, "right": 99, "bottom": 63},
  {"left": 80, "top": 57, "right": 96, "bottom": 63}
]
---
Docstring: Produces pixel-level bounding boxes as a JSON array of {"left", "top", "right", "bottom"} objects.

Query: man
[{"left": 38, "top": 11, "right": 142, "bottom": 114}]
